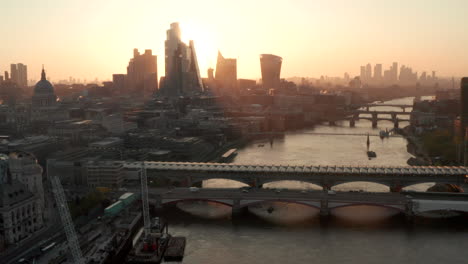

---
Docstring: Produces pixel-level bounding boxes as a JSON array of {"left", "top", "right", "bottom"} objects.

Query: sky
[{"left": 1, "top": 0, "right": 468, "bottom": 82}]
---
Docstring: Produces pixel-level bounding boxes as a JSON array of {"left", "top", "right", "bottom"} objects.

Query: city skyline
[{"left": 2, "top": 0, "right": 468, "bottom": 81}]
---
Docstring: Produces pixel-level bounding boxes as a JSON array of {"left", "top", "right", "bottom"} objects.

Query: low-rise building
[{"left": 85, "top": 160, "right": 124, "bottom": 189}]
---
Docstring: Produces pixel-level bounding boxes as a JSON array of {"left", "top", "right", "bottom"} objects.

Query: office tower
[
  {"left": 360, "top": 66, "right": 366, "bottom": 81},
  {"left": 260, "top": 54, "right": 282, "bottom": 89},
  {"left": 161, "top": 22, "right": 203, "bottom": 97},
  {"left": 365, "top": 63, "right": 372, "bottom": 81},
  {"left": 10, "top": 64, "right": 18, "bottom": 85},
  {"left": 112, "top": 74, "right": 126, "bottom": 91},
  {"left": 126, "top": 49, "right": 158, "bottom": 95},
  {"left": 215, "top": 51, "right": 237, "bottom": 95},
  {"left": 374, "top": 64, "right": 382, "bottom": 81},
  {"left": 0, "top": 75, "right": 3, "bottom": 83},
  {"left": 207, "top": 68, "right": 214, "bottom": 80},
  {"left": 344, "top": 72, "right": 350, "bottom": 82},
  {"left": 391, "top": 62, "right": 398, "bottom": 83},
  {"left": 17, "top": 63, "right": 27, "bottom": 87},
  {"left": 9, "top": 63, "right": 28, "bottom": 87},
  {"left": 4, "top": 71, "right": 8, "bottom": 81}
]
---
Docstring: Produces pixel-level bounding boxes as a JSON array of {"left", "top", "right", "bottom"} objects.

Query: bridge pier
[
  {"left": 390, "top": 184, "right": 403, "bottom": 192},
  {"left": 372, "top": 113, "right": 378, "bottom": 128},
  {"left": 349, "top": 119, "right": 355, "bottom": 127},
  {"left": 329, "top": 120, "right": 336, "bottom": 126},
  {"left": 393, "top": 120, "right": 399, "bottom": 129},
  {"left": 184, "top": 176, "right": 193, "bottom": 187},
  {"left": 231, "top": 199, "right": 245, "bottom": 219},
  {"left": 320, "top": 199, "right": 330, "bottom": 217}
]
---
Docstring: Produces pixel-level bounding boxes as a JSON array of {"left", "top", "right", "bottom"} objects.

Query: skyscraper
[
  {"left": 10, "top": 64, "right": 17, "bottom": 85},
  {"left": 9, "top": 63, "right": 28, "bottom": 87},
  {"left": 365, "top": 63, "right": 372, "bottom": 81},
  {"left": 260, "top": 54, "right": 282, "bottom": 90},
  {"left": 126, "top": 49, "right": 158, "bottom": 95},
  {"left": 215, "top": 51, "right": 237, "bottom": 95},
  {"left": 360, "top": 66, "right": 366, "bottom": 81},
  {"left": 374, "top": 64, "right": 382, "bottom": 81},
  {"left": 17, "top": 63, "right": 27, "bottom": 87},
  {"left": 161, "top": 22, "right": 204, "bottom": 97},
  {"left": 391, "top": 62, "right": 398, "bottom": 83}
]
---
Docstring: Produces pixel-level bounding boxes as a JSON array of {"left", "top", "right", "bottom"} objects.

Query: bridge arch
[
  {"left": 260, "top": 180, "right": 323, "bottom": 190},
  {"left": 330, "top": 181, "right": 391, "bottom": 192},
  {"left": 196, "top": 178, "right": 250, "bottom": 188},
  {"left": 239, "top": 199, "right": 321, "bottom": 210},
  {"left": 161, "top": 198, "right": 234, "bottom": 207},
  {"left": 258, "top": 179, "right": 323, "bottom": 189},
  {"left": 328, "top": 203, "right": 405, "bottom": 212},
  {"left": 191, "top": 178, "right": 251, "bottom": 188}
]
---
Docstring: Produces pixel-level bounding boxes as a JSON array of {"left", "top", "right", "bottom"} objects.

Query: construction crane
[
  {"left": 141, "top": 162, "right": 151, "bottom": 237},
  {"left": 50, "top": 175, "right": 85, "bottom": 264}
]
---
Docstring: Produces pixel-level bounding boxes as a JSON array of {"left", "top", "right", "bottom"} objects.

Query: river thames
[{"left": 162, "top": 96, "right": 468, "bottom": 264}]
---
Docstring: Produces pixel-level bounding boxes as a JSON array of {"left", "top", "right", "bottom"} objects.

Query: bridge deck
[{"left": 125, "top": 162, "right": 468, "bottom": 176}]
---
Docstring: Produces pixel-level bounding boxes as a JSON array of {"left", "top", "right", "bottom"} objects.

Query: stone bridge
[{"left": 123, "top": 162, "right": 468, "bottom": 192}]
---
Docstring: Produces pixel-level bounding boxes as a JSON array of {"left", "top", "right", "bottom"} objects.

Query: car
[
  {"left": 327, "top": 190, "right": 336, "bottom": 195},
  {"left": 275, "top": 189, "right": 281, "bottom": 193},
  {"left": 17, "top": 258, "right": 26, "bottom": 263},
  {"left": 189, "top": 187, "right": 199, "bottom": 193},
  {"left": 242, "top": 189, "right": 249, "bottom": 193}
]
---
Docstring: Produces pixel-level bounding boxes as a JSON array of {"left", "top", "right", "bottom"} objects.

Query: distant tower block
[{"left": 260, "top": 54, "right": 282, "bottom": 90}]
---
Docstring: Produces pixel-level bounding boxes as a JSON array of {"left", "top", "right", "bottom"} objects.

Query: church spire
[{"left": 41, "top": 65, "right": 46, "bottom": 80}]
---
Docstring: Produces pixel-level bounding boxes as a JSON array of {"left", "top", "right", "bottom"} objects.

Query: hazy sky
[{"left": 1, "top": 0, "right": 467, "bottom": 82}]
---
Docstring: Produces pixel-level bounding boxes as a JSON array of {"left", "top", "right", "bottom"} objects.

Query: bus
[{"left": 40, "top": 242, "right": 56, "bottom": 252}]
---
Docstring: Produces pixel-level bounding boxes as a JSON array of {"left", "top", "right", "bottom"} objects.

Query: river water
[{"left": 162, "top": 96, "right": 468, "bottom": 264}]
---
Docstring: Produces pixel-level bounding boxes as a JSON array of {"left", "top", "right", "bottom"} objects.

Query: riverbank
[{"left": 399, "top": 126, "right": 432, "bottom": 166}]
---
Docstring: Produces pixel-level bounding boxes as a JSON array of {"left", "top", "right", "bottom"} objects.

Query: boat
[
  {"left": 126, "top": 217, "right": 186, "bottom": 264},
  {"left": 219, "top": 148, "right": 238, "bottom": 163},
  {"left": 379, "top": 129, "right": 390, "bottom": 138},
  {"left": 366, "top": 134, "right": 377, "bottom": 158},
  {"left": 163, "top": 237, "right": 186, "bottom": 262}
]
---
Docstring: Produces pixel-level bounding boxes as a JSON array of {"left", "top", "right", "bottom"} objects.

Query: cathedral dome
[{"left": 34, "top": 68, "right": 54, "bottom": 95}]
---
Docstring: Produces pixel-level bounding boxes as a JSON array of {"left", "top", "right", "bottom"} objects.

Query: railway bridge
[{"left": 123, "top": 162, "right": 468, "bottom": 192}]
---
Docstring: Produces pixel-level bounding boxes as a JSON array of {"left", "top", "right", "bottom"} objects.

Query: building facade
[
  {"left": 160, "top": 22, "right": 204, "bottom": 97},
  {"left": 0, "top": 154, "right": 43, "bottom": 247},
  {"left": 85, "top": 160, "right": 124, "bottom": 189},
  {"left": 215, "top": 51, "right": 237, "bottom": 95},
  {"left": 260, "top": 54, "right": 282, "bottom": 90},
  {"left": 126, "top": 49, "right": 158, "bottom": 95}
]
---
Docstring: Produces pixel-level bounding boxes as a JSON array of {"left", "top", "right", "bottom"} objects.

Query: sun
[{"left": 180, "top": 22, "right": 218, "bottom": 75}]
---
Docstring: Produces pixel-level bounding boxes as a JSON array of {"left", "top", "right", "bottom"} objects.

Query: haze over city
[
  {"left": 2, "top": 0, "right": 468, "bottom": 81},
  {"left": 1, "top": 1, "right": 468, "bottom": 264}
]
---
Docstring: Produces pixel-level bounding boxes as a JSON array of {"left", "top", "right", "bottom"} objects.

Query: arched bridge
[
  {"left": 123, "top": 162, "right": 468, "bottom": 192},
  {"left": 147, "top": 188, "right": 468, "bottom": 217}
]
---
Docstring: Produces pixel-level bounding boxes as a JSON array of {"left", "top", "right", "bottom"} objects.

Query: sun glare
[{"left": 180, "top": 22, "right": 218, "bottom": 73}]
